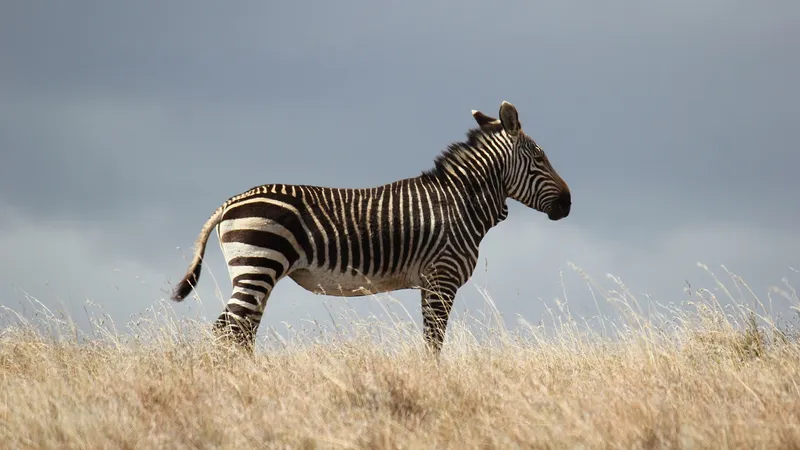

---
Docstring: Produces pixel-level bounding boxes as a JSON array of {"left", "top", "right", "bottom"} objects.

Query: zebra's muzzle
[{"left": 548, "top": 190, "right": 571, "bottom": 221}]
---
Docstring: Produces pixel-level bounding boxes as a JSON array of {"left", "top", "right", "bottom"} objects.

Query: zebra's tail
[{"left": 171, "top": 205, "right": 225, "bottom": 302}]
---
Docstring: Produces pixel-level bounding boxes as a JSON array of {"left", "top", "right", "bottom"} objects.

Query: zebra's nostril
[
  {"left": 561, "top": 190, "right": 571, "bottom": 205},
  {"left": 560, "top": 191, "right": 571, "bottom": 215}
]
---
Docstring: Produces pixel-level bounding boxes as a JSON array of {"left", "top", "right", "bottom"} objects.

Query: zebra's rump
[{"left": 288, "top": 267, "right": 416, "bottom": 297}]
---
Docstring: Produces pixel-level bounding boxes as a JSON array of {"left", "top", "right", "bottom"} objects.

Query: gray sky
[{"left": 1, "top": 1, "right": 798, "bottom": 341}]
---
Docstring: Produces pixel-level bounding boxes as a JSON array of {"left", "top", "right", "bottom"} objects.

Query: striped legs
[
  {"left": 420, "top": 274, "right": 460, "bottom": 355},
  {"left": 213, "top": 272, "right": 278, "bottom": 351}
]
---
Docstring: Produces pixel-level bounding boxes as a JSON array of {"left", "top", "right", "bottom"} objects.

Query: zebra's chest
[{"left": 288, "top": 267, "right": 416, "bottom": 297}]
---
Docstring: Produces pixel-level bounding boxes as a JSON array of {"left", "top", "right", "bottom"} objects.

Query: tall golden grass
[{"left": 1, "top": 264, "right": 799, "bottom": 449}]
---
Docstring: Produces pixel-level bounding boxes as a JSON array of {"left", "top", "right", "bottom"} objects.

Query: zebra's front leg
[
  {"left": 420, "top": 282, "right": 459, "bottom": 356},
  {"left": 213, "top": 284, "right": 270, "bottom": 352}
]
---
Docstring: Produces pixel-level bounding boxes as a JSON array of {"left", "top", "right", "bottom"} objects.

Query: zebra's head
[{"left": 473, "top": 101, "right": 571, "bottom": 221}]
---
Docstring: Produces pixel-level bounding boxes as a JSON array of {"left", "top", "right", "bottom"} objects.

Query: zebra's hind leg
[
  {"left": 213, "top": 277, "right": 276, "bottom": 352},
  {"left": 420, "top": 277, "right": 459, "bottom": 356}
]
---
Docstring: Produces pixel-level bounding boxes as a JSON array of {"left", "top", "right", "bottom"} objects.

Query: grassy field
[{"left": 1, "top": 266, "right": 799, "bottom": 449}]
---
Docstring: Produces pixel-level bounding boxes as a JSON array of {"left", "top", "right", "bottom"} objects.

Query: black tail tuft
[
  {"left": 171, "top": 260, "right": 203, "bottom": 301},
  {"left": 171, "top": 205, "right": 223, "bottom": 302}
]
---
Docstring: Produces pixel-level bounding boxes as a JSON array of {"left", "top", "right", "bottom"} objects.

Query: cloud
[{"left": 0, "top": 204, "right": 175, "bottom": 332}]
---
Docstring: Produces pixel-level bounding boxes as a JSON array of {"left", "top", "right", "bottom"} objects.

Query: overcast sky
[{"left": 1, "top": 2, "right": 798, "bottom": 343}]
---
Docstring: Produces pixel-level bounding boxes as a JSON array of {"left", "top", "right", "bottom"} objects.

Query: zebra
[{"left": 170, "top": 100, "right": 571, "bottom": 354}]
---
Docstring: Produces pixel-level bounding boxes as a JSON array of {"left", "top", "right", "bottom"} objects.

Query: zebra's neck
[{"left": 421, "top": 127, "right": 512, "bottom": 234}]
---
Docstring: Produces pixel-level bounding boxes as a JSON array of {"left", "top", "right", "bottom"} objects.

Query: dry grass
[{"left": 1, "top": 265, "right": 800, "bottom": 449}]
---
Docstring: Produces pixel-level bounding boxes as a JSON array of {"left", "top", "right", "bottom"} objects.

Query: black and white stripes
[{"left": 171, "top": 101, "right": 571, "bottom": 354}]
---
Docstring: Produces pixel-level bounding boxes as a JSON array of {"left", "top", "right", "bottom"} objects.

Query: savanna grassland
[{"left": 1, "top": 266, "right": 799, "bottom": 449}]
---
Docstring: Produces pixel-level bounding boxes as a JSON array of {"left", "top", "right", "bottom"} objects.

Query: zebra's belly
[{"left": 288, "top": 268, "right": 416, "bottom": 297}]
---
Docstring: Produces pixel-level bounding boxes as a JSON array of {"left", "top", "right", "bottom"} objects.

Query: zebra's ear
[
  {"left": 499, "top": 101, "right": 521, "bottom": 137},
  {"left": 471, "top": 110, "right": 501, "bottom": 129}
]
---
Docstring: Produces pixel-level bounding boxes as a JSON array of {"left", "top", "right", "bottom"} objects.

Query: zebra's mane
[{"left": 421, "top": 120, "right": 506, "bottom": 178}]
